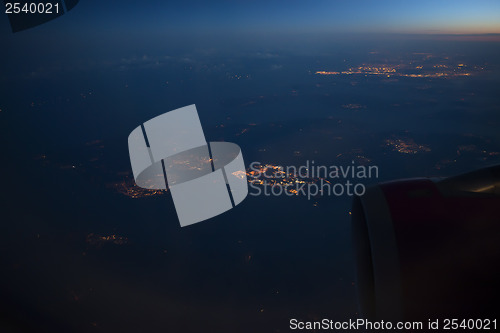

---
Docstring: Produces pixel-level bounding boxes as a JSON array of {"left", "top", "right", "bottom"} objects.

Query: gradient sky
[{"left": 1, "top": 0, "right": 500, "bottom": 36}]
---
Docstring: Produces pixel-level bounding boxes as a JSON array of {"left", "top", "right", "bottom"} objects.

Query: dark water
[{"left": 1, "top": 40, "right": 500, "bottom": 332}]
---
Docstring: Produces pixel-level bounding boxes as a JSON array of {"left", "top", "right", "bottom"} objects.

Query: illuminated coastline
[{"left": 316, "top": 62, "right": 481, "bottom": 79}]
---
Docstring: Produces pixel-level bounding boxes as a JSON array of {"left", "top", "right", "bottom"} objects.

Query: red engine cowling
[{"left": 352, "top": 165, "right": 500, "bottom": 321}]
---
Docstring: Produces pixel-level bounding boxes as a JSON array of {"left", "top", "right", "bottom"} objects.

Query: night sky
[
  {"left": 2, "top": 1, "right": 500, "bottom": 37},
  {"left": 35, "top": 0, "right": 500, "bottom": 34}
]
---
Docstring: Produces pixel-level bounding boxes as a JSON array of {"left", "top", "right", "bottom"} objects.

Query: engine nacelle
[{"left": 352, "top": 165, "right": 500, "bottom": 321}]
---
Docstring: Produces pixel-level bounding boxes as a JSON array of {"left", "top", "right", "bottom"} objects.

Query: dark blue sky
[
  {"left": 1, "top": 0, "right": 500, "bottom": 36},
  {"left": 74, "top": 0, "right": 500, "bottom": 34}
]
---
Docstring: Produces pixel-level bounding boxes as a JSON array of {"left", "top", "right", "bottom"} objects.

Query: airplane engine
[{"left": 352, "top": 165, "right": 500, "bottom": 321}]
